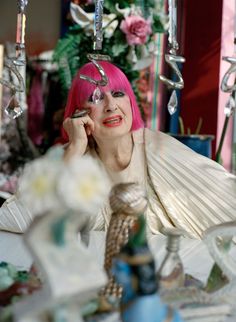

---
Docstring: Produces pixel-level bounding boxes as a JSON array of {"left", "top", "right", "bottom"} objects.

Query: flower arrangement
[
  {"left": 53, "top": 0, "right": 167, "bottom": 98},
  {"left": 17, "top": 147, "right": 110, "bottom": 216}
]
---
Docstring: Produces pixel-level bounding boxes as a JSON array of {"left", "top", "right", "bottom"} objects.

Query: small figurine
[
  {"left": 157, "top": 227, "right": 185, "bottom": 290},
  {"left": 12, "top": 209, "right": 106, "bottom": 322},
  {"left": 112, "top": 215, "right": 184, "bottom": 322},
  {"left": 99, "top": 182, "right": 148, "bottom": 308}
]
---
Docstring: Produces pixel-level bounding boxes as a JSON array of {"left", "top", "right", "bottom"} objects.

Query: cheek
[
  {"left": 89, "top": 108, "right": 100, "bottom": 121},
  {"left": 123, "top": 98, "right": 132, "bottom": 114}
]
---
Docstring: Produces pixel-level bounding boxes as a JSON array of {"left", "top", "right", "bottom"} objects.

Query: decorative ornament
[
  {"left": 112, "top": 215, "right": 184, "bottom": 322},
  {"left": 224, "top": 94, "right": 235, "bottom": 117},
  {"left": 78, "top": 0, "right": 111, "bottom": 104},
  {"left": 221, "top": 56, "right": 236, "bottom": 93},
  {"left": 0, "top": 59, "right": 24, "bottom": 92},
  {"left": 4, "top": 91, "right": 23, "bottom": 119},
  {"left": 17, "top": 0, "right": 28, "bottom": 14},
  {"left": 159, "top": 0, "right": 185, "bottom": 115},
  {"left": 99, "top": 183, "right": 147, "bottom": 307},
  {"left": 167, "top": 90, "right": 178, "bottom": 115},
  {"left": 93, "top": 0, "right": 104, "bottom": 50},
  {"left": 80, "top": 54, "right": 111, "bottom": 104},
  {"left": 215, "top": 18, "right": 236, "bottom": 162},
  {"left": 159, "top": 54, "right": 185, "bottom": 90},
  {"left": 15, "top": 0, "right": 28, "bottom": 65},
  {"left": 203, "top": 222, "right": 236, "bottom": 295},
  {"left": 92, "top": 87, "right": 102, "bottom": 104},
  {"left": 80, "top": 54, "right": 110, "bottom": 87},
  {"left": 0, "top": 0, "right": 29, "bottom": 119},
  {"left": 157, "top": 227, "right": 185, "bottom": 290}
]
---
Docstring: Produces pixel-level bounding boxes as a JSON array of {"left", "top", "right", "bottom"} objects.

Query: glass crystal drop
[
  {"left": 224, "top": 95, "right": 235, "bottom": 117},
  {"left": 92, "top": 87, "right": 102, "bottom": 104},
  {"left": 168, "top": 90, "right": 178, "bottom": 115},
  {"left": 4, "top": 95, "right": 23, "bottom": 119}
]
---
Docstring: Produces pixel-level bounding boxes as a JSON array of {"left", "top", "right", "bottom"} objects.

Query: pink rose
[{"left": 120, "top": 15, "right": 152, "bottom": 45}]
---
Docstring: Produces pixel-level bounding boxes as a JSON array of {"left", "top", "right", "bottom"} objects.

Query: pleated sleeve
[
  {"left": 0, "top": 195, "right": 34, "bottom": 233},
  {"left": 145, "top": 129, "right": 236, "bottom": 239}
]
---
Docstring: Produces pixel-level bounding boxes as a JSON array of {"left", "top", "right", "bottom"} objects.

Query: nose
[{"left": 103, "top": 93, "right": 118, "bottom": 112}]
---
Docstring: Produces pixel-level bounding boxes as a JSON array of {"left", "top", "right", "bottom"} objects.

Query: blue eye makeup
[{"left": 111, "top": 90, "right": 125, "bottom": 97}]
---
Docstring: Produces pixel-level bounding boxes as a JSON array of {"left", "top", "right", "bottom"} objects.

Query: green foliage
[
  {"left": 128, "top": 214, "right": 147, "bottom": 247},
  {"left": 153, "top": 14, "right": 165, "bottom": 33}
]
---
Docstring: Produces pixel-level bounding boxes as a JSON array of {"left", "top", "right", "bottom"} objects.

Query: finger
[
  {"left": 86, "top": 127, "right": 91, "bottom": 136},
  {"left": 72, "top": 115, "right": 94, "bottom": 132},
  {"left": 84, "top": 115, "right": 95, "bottom": 132},
  {"left": 63, "top": 117, "right": 71, "bottom": 131}
]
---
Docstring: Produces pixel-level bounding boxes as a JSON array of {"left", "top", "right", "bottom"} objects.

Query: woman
[
  {"left": 61, "top": 60, "right": 236, "bottom": 239},
  {"left": 0, "top": 61, "right": 236, "bottom": 238}
]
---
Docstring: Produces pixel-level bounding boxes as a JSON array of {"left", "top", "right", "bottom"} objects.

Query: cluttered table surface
[{"left": 0, "top": 230, "right": 236, "bottom": 322}]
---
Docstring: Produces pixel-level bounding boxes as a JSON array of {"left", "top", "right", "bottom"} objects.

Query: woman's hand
[{"left": 63, "top": 112, "right": 95, "bottom": 161}]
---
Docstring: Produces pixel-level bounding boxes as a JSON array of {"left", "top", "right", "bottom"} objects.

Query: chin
[{"left": 101, "top": 126, "right": 131, "bottom": 137}]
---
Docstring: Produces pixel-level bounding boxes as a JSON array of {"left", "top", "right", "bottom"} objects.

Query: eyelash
[
  {"left": 87, "top": 91, "right": 125, "bottom": 102},
  {"left": 111, "top": 90, "right": 125, "bottom": 97}
]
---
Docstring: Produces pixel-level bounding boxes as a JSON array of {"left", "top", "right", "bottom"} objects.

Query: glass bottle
[{"left": 157, "top": 227, "right": 185, "bottom": 290}]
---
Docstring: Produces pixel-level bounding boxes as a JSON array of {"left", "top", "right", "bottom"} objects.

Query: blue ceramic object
[
  {"left": 172, "top": 134, "right": 214, "bottom": 158},
  {"left": 113, "top": 257, "right": 183, "bottom": 322},
  {"left": 112, "top": 216, "right": 184, "bottom": 322}
]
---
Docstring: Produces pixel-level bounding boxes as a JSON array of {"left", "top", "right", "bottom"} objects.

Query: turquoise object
[
  {"left": 0, "top": 267, "right": 14, "bottom": 291},
  {"left": 113, "top": 257, "right": 184, "bottom": 322},
  {"left": 51, "top": 216, "right": 68, "bottom": 246}
]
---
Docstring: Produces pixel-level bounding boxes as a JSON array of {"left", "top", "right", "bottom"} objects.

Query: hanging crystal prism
[
  {"left": 92, "top": 86, "right": 102, "bottom": 104},
  {"left": 168, "top": 90, "right": 178, "bottom": 115},
  {"left": 93, "top": 0, "right": 104, "bottom": 50},
  {"left": 4, "top": 94, "right": 23, "bottom": 119},
  {"left": 224, "top": 94, "right": 235, "bottom": 117}
]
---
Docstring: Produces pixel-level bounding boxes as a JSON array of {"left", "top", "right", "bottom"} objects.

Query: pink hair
[{"left": 62, "top": 61, "right": 144, "bottom": 141}]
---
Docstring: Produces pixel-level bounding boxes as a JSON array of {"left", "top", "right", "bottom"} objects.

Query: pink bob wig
[{"left": 62, "top": 61, "right": 144, "bottom": 141}]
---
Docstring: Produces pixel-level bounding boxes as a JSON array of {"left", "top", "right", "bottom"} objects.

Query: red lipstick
[{"left": 102, "top": 115, "right": 123, "bottom": 127}]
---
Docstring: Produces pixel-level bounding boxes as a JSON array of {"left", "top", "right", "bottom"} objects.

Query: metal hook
[
  {"left": 79, "top": 53, "right": 111, "bottom": 87},
  {"left": 0, "top": 58, "right": 25, "bottom": 92},
  {"left": 159, "top": 53, "right": 185, "bottom": 90},
  {"left": 18, "top": 0, "right": 28, "bottom": 13},
  {"left": 221, "top": 56, "right": 236, "bottom": 93}
]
